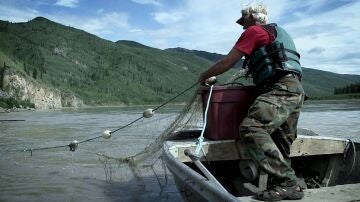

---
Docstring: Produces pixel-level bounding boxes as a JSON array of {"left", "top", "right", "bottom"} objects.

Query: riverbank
[
  {"left": 2, "top": 98, "right": 360, "bottom": 112},
  {"left": 0, "top": 106, "right": 35, "bottom": 113},
  {"left": 305, "top": 97, "right": 360, "bottom": 105},
  {"left": 309, "top": 93, "right": 360, "bottom": 100},
  {"left": 0, "top": 98, "right": 188, "bottom": 112},
  {"left": 0, "top": 97, "right": 35, "bottom": 110},
  {"left": 1, "top": 94, "right": 359, "bottom": 113}
]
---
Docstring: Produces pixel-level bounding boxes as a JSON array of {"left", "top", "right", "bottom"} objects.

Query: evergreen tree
[{"left": 334, "top": 82, "right": 360, "bottom": 94}]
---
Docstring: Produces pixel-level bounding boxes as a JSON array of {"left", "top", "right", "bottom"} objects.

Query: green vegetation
[
  {"left": 168, "top": 49, "right": 360, "bottom": 98},
  {"left": 0, "top": 97, "right": 35, "bottom": 109},
  {"left": 0, "top": 17, "right": 214, "bottom": 106},
  {"left": 166, "top": 47, "right": 245, "bottom": 68},
  {"left": 300, "top": 68, "right": 360, "bottom": 98},
  {"left": 309, "top": 93, "right": 360, "bottom": 100},
  {"left": 0, "top": 17, "right": 359, "bottom": 108},
  {"left": 334, "top": 82, "right": 360, "bottom": 94}
]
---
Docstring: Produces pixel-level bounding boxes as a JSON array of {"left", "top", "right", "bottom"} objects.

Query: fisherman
[{"left": 198, "top": 4, "right": 305, "bottom": 201}]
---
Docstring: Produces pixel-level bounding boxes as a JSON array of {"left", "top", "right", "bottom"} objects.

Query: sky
[{"left": 0, "top": 0, "right": 359, "bottom": 75}]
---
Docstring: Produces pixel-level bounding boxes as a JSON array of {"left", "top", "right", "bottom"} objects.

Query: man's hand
[{"left": 198, "top": 73, "right": 208, "bottom": 86}]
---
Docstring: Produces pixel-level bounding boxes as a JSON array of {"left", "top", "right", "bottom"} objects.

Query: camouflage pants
[{"left": 239, "top": 75, "right": 305, "bottom": 185}]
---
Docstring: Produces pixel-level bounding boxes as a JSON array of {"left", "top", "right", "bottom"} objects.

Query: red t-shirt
[{"left": 234, "top": 25, "right": 275, "bottom": 56}]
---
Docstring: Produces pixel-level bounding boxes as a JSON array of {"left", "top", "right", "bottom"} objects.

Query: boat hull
[
  {"left": 163, "top": 131, "right": 360, "bottom": 201},
  {"left": 163, "top": 144, "right": 239, "bottom": 202}
]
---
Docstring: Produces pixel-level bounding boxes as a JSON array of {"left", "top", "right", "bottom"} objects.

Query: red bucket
[{"left": 199, "top": 86, "right": 259, "bottom": 140}]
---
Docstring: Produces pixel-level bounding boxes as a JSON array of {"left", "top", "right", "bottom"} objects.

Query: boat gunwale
[
  {"left": 162, "top": 132, "right": 360, "bottom": 201},
  {"left": 165, "top": 134, "right": 348, "bottom": 163},
  {"left": 162, "top": 143, "right": 240, "bottom": 201}
]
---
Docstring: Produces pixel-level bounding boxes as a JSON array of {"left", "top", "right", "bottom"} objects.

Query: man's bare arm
[{"left": 198, "top": 48, "right": 245, "bottom": 85}]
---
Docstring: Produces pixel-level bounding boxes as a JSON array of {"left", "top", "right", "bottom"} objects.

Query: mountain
[
  {"left": 0, "top": 17, "right": 359, "bottom": 109},
  {"left": 166, "top": 47, "right": 245, "bottom": 68},
  {"left": 116, "top": 40, "right": 153, "bottom": 49},
  {"left": 166, "top": 47, "right": 225, "bottom": 63},
  {"left": 167, "top": 48, "right": 360, "bottom": 98},
  {"left": 0, "top": 17, "right": 213, "bottom": 107},
  {"left": 301, "top": 68, "right": 360, "bottom": 97}
]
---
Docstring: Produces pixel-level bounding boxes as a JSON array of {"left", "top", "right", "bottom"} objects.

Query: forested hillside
[
  {"left": 0, "top": 17, "right": 359, "bottom": 108},
  {"left": 167, "top": 48, "right": 360, "bottom": 98},
  {"left": 0, "top": 17, "right": 213, "bottom": 106}
]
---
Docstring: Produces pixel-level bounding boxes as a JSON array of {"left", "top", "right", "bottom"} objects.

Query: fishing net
[
  {"left": 7, "top": 68, "right": 323, "bottom": 198},
  {"left": 91, "top": 84, "right": 204, "bottom": 187},
  {"left": 88, "top": 69, "right": 322, "bottom": 191},
  {"left": 87, "top": 70, "right": 252, "bottom": 187}
]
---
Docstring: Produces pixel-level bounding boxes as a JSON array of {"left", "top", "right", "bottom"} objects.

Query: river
[{"left": 0, "top": 100, "right": 359, "bottom": 202}]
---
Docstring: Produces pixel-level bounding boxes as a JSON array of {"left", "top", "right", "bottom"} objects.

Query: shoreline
[
  {"left": 0, "top": 102, "right": 188, "bottom": 112},
  {"left": 304, "top": 98, "right": 360, "bottom": 104},
  {"left": 0, "top": 107, "right": 35, "bottom": 113},
  {"left": 1, "top": 98, "right": 359, "bottom": 113}
]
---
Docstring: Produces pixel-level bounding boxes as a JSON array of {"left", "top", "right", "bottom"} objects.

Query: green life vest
[{"left": 246, "top": 24, "right": 302, "bottom": 86}]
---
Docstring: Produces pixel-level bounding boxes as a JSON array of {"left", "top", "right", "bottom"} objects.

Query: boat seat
[{"left": 166, "top": 135, "right": 346, "bottom": 163}]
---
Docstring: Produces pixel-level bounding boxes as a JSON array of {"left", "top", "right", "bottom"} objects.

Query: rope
[
  {"left": 195, "top": 84, "right": 214, "bottom": 156},
  {"left": 19, "top": 81, "right": 199, "bottom": 155},
  {"left": 153, "top": 82, "right": 198, "bottom": 112},
  {"left": 346, "top": 139, "right": 357, "bottom": 175},
  {"left": 0, "top": 119, "right": 25, "bottom": 122},
  {"left": 23, "top": 145, "right": 69, "bottom": 156},
  {"left": 111, "top": 117, "right": 144, "bottom": 134}
]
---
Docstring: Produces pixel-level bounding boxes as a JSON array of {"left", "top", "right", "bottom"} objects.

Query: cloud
[
  {"left": 339, "top": 52, "right": 360, "bottom": 61},
  {"left": 151, "top": 12, "right": 185, "bottom": 25},
  {"left": 146, "top": 0, "right": 243, "bottom": 53},
  {"left": 52, "top": 12, "right": 130, "bottom": 40},
  {"left": 141, "top": 0, "right": 360, "bottom": 74},
  {"left": 283, "top": 1, "right": 360, "bottom": 74},
  {"left": 54, "top": 0, "right": 79, "bottom": 8},
  {"left": 0, "top": 0, "right": 358, "bottom": 74},
  {"left": 0, "top": 4, "right": 39, "bottom": 22},
  {"left": 131, "top": 0, "right": 161, "bottom": 6},
  {"left": 307, "top": 47, "right": 326, "bottom": 54},
  {"left": 145, "top": 0, "right": 294, "bottom": 52},
  {"left": 0, "top": 2, "right": 130, "bottom": 42},
  {"left": 129, "top": 29, "right": 143, "bottom": 33}
]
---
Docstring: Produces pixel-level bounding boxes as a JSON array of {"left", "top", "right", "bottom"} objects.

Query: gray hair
[{"left": 241, "top": 4, "right": 268, "bottom": 24}]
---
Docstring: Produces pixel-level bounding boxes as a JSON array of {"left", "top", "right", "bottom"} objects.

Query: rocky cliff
[{"left": 3, "top": 70, "right": 83, "bottom": 109}]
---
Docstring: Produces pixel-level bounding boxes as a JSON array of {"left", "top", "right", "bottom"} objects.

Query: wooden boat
[
  {"left": 162, "top": 86, "right": 360, "bottom": 201},
  {"left": 163, "top": 130, "right": 360, "bottom": 201}
]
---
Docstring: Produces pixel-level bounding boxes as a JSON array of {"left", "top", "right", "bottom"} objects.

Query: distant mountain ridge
[
  {"left": 166, "top": 47, "right": 360, "bottom": 97},
  {"left": 166, "top": 47, "right": 225, "bottom": 63},
  {"left": 166, "top": 47, "right": 245, "bottom": 69},
  {"left": 0, "top": 17, "right": 359, "bottom": 108},
  {"left": 0, "top": 17, "right": 213, "bottom": 107},
  {"left": 116, "top": 40, "right": 154, "bottom": 49}
]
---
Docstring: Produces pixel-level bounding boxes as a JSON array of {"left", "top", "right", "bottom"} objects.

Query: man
[{"left": 198, "top": 4, "right": 305, "bottom": 201}]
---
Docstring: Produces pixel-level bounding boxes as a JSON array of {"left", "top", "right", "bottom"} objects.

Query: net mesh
[
  {"left": 92, "top": 85, "right": 204, "bottom": 185},
  {"left": 90, "top": 70, "right": 251, "bottom": 185},
  {"left": 89, "top": 70, "right": 321, "bottom": 189}
]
